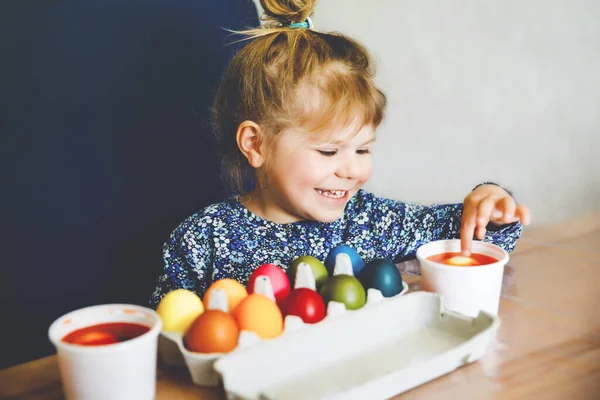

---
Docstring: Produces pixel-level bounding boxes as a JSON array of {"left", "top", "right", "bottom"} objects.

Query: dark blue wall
[{"left": 0, "top": 0, "right": 258, "bottom": 368}]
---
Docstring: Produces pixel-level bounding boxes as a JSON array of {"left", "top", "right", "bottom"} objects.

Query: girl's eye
[
  {"left": 357, "top": 149, "right": 371, "bottom": 155},
  {"left": 318, "top": 150, "right": 337, "bottom": 157}
]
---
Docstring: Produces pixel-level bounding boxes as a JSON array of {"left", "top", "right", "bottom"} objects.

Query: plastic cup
[
  {"left": 48, "top": 304, "right": 162, "bottom": 400},
  {"left": 416, "top": 239, "right": 509, "bottom": 318}
]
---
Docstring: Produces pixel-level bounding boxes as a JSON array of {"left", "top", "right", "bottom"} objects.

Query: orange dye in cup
[{"left": 62, "top": 322, "right": 150, "bottom": 346}]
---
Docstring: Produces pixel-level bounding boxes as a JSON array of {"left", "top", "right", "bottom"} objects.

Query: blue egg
[
  {"left": 324, "top": 245, "right": 365, "bottom": 276},
  {"left": 357, "top": 259, "right": 404, "bottom": 297}
]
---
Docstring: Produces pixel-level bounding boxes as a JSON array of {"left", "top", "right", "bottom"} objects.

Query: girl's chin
[{"left": 308, "top": 207, "right": 347, "bottom": 223}]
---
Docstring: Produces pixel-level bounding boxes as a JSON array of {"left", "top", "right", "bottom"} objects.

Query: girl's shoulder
[
  {"left": 198, "top": 197, "right": 242, "bottom": 219},
  {"left": 171, "top": 197, "right": 252, "bottom": 237}
]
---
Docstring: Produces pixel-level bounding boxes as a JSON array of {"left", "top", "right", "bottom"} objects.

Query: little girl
[{"left": 149, "top": 0, "right": 531, "bottom": 309}]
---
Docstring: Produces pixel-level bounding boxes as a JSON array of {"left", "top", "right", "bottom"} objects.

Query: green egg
[
  {"left": 319, "top": 274, "right": 366, "bottom": 310},
  {"left": 288, "top": 255, "right": 329, "bottom": 290}
]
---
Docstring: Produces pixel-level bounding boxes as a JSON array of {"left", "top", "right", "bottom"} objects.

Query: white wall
[{"left": 252, "top": 0, "right": 600, "bottom": 226}]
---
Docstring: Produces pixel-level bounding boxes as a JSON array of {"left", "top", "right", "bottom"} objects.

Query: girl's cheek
[{"left": 360, "top": 161, "right": 373, "bottom": 182}]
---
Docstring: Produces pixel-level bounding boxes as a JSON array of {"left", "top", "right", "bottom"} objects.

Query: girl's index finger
[
  {"left": 460, "top": 211, "right": 477, "bottom": 256},
  {"left": 460, "top": 230, "right": 474, "bottom": 256}
]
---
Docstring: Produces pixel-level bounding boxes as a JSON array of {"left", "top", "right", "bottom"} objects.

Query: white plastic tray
[{"left": 213, "top": 291, "right": 500, "bottom": 400}]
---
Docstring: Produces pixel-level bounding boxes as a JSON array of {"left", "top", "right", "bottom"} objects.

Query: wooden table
[{"left": 2, "top": 213, "right": 599, "bottom": 400}]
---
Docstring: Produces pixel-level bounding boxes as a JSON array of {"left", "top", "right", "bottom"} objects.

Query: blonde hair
[{"left": 212, "top": 0, "right": 387, "bottom": 195}]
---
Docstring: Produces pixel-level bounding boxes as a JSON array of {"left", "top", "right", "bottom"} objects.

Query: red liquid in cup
[
  {"left": 62, "top": 322, "right": 150, "bottom": 346},
  {"left": 427, "top": 252, "right": 498, "bottom": 266}
]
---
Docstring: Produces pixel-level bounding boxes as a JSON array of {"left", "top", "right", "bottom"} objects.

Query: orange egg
[
  {"left": 184, "top": 310, "right": 240, "bottom": 354},
  {"left": 203, "top": 279, "right": 248, "bottom": 312},
  {"left": 232, "top": 294, "right": 283, "bottom": 339}
]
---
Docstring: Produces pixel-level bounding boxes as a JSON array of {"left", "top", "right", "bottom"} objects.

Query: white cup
[
  {"left": 416, "top": 239, "right": 509, "bottom": 318},
  {"left": 48, "top": 304, "right": 162, "bottom": 400}
]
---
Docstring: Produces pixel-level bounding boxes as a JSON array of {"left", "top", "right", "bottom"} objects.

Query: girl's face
[{"left": 253, "top": 122, "right": 376, "bottom": 224}]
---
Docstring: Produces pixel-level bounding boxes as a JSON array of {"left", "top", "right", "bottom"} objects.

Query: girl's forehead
[
  {"left": 289, "top": 82, "right": 382, "bottom": 144},
  {"left": 303, "top": 122, "right": 376, "bottom": 145}
]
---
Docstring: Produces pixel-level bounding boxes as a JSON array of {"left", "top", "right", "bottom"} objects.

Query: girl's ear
[{"left": 236, "top": 120, "right": 265, "bottom": 168}]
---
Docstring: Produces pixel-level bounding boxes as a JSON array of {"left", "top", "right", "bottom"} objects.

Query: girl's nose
[{"left": 336, "top": 153, "right": 361, "bottom": 179}]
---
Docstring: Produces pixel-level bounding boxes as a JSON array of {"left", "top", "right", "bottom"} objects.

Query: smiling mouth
[{"left": 315, "top": 189, "right": 348, "bottom": 199}]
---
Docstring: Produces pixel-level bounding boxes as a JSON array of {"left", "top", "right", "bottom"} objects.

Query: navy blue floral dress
[{"left": 149, "top": 189, "right": 522, "bottom": 309}]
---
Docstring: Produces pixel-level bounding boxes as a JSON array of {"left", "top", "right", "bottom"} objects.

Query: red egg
[
  {"left": 280, "top": 288, "right": 326, "bottom": 324},
  {"left": 247, "top": 264, "right": 291, "bottom": 303}
]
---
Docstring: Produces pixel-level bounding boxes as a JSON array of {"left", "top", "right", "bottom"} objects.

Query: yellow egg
[{"left": 156, "top": 289, "right": 204, "bottom": 333}]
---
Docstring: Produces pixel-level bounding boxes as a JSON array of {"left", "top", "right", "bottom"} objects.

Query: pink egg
[{"left": 247, "top": 264, "right": 291, "bottom": 303}]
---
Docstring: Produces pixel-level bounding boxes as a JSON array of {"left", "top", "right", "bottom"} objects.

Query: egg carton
[
  {"left": 214, "top": 291, "right": 499, "bottom": 400},
  {"left": 158, "top": 255, "right": 409, "bottom": 387}
]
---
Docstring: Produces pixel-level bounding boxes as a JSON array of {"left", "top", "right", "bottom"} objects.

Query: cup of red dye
[
  {"left": 48, "top": 304, "right": 162, "bottom": 400},
  {"left": 416, "top": 239, "right": 509, "bottom": 318}
]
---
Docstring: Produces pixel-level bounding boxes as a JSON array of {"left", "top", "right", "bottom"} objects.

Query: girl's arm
[
  {"left": 394, "top": 201, "right": 522, "bottom": 261},
  {"left": 358, "top": 188, "right": 524, "bottom": 263}
]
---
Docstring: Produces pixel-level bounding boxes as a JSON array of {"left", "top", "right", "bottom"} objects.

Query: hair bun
[{"left": 259, "top": 0, "right": 317, "bottom": 26}]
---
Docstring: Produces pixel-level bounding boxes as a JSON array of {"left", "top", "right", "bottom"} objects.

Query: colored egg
[
  {"left": 319, "top": 274, "right": 366, "bottom": 310},
  {"left": 280, "top": 288, "right": 327, "bottom": 324},
  {"left": 247, "top": 264, "right": 291, "bottom": 303},
  {"left": 444, "top": 256, "right": 481, "bottom": 266},
  {"left": 233, "top": 294, "right": 284, "bottom": 339},
  {"left": 287, "top": 256, "right": 329, "bottom": 290},
  {"left": 203, "top": 279, "right": 248, "bottom": 312},
  {"left": 156, "top": 289, "right": 204, "bottom": 333},
  {"left": 184, "top": 310, "right": 239, "bottom": 354},
  {"left": 324, "top": 245, "right": 365, "bottom": 276},
  {"left": 358, "top": 259, "right": 404, "bottom": 297}
]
